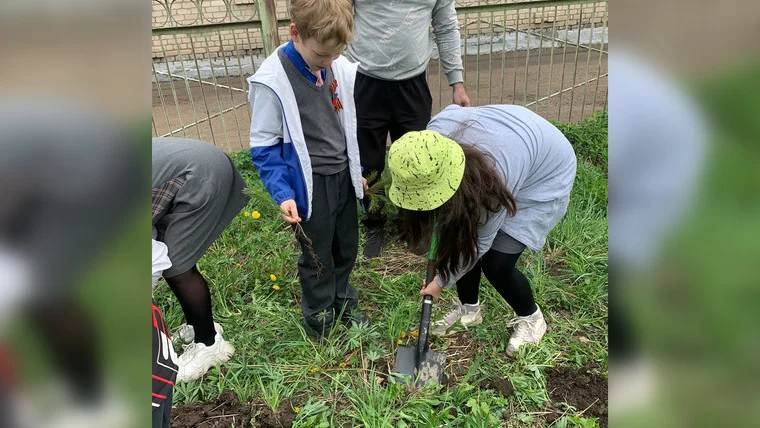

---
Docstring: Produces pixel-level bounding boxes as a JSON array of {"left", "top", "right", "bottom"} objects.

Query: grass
[
  {"left": 154, "top": 115, "right": 609, "bottom": 427},
  {"left": 552, "top": 111, "right": 608, "bottom": 173}
]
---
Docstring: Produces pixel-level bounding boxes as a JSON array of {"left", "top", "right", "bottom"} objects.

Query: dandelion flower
[
  {"left": 295, "top": 407, "right": 300, "bottom": 413},
  {"left": 396, "top": 339, "right": 402, "bottom": 345},
  {"left": 411, "top": 331, "right": 419, "bottom": 338},
  {"left": 272, "top": 285, "right": 280, "bottom": 291},
  {"left": 270, "top": 274, "right": 277, "bottom": 281},
  {"left": 233, "top": 153, "right": 238, "bottom": 157},
  {"left": 309, "top": 367, "right": 319, "bottom": 373},
  {"left": 400, "top": 331, "right": 407, "bottom": 338},
  {"left": 200, "top": 270, "right": 207, "bottom": 275},
  {"left": 236, "top": 263, "right": 242, "bottom": 268},
  {"left": 252, "top": 211, "right": 261, "bottom": 219},
  {"left": 244, "top": 212, "right": 250, "bottom": 217}
]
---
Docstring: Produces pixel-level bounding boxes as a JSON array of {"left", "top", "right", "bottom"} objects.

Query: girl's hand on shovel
[{"left": 420, "top": 276, "right": 443, "bottom": 300}]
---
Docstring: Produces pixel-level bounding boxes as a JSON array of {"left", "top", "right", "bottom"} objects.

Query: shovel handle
[
  {"left": 418, "top": 295, "right": 433, "bottom": 356},
  {"left": 418, "top": 226, "right": 439, "bottom": 355}
]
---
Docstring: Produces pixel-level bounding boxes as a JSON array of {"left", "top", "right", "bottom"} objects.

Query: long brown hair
[{"left": 403, "top": 143, "right": 517, "bottom": 284}]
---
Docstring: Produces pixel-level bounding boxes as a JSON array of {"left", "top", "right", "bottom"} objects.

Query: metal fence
[{"left": 152, "top": 0, "right": 608, "bottom": 152}]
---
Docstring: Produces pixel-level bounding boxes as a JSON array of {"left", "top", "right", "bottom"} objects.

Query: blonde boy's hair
[{"left": 290, "top": 0, "right": 354, "bottom": 46}]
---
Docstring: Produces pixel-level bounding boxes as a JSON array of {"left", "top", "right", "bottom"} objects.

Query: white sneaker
[
  {"left": 176, "top": 332, "right": 235, "bottom": 382},
  {"left": 176, "top": 322, "right": 224, "bottom": 344},
  {"left": 431, "top": 298, "right": 483, "bottom": 336},
  {"left": 506, "top": 307, "right": 547, "bottom": 355}
]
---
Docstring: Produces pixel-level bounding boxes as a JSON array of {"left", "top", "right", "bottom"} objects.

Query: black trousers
[
  {"left": 297, "top": 167, "right": 360, "bottom": 328},
  {"left": 456, "top": 249, "right": 538, "bottom": 317},
  {"left": 354, "top": 72, "right": 433, "bottom": 228}
]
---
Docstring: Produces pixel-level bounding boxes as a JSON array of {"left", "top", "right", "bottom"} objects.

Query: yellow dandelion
[
  {"left": 295, "top": 407, "right": 300, "bottom": 413},
  {"left": 244, "top": 212, "right": 250, "bottom": 217},
  {"left": 252, "top": 211, "right": 261, "bottom": 219},
  {"left": 411, "top": 331, "right": 419, "bottom": 338},
  {"left": 272, "top": 285, "right": 280, "bottom": 291},
  {"left": 396, "top": 339, "right": 402, "bottom": 345},
  {"left": 309, "top": 367, "right": 319, "bottom": 373},
  {"left": 233, "top": 153, "right": 238, "bottom": 157},
  {"left": 400, "top": 331, "right": 407, "bottom": 338},
  {"left": 236, "top": 263, "right": 242, "bottom": 268},
  {"left": 200, "top": 270, "right": 207, "bottom": 275},
  {"left": 270, "top": 274, "right": 277, "bottom": 281}
]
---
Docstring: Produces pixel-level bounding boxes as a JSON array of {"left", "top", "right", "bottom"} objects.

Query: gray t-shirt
[
  {"left": 428, "top": 105, "right": 577, "bottom": 284},
  {"left": 346, "top": 0, "right": 464, "bottom": 85}
]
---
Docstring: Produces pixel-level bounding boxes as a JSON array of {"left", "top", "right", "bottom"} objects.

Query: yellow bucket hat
[{"left": 388, "top": 130, "right": 465, "bottom": 211}]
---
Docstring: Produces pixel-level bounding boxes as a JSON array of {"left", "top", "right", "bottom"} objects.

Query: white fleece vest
[{"left": 249, "top": 47, "right": 364, "bottom": 219}]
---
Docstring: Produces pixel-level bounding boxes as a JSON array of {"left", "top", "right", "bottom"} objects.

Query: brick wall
[{"left": 152, "top": 0, "right": 606, "bottom": 62}]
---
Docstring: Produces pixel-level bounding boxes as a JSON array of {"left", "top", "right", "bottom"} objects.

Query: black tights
[
  {"left": 456, "top": 249, "right": 537, "bottom": 317},
  {"left": 165, "top": 266, "right": 216, "bottom": 346}
]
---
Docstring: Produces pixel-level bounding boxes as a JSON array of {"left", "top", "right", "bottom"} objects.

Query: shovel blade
[
  {"left": 391, "top": 345, "right": 416, "bottom": 385},
  {"left": 414, "top": 349, "right": 446, "bottom": 388},
  {"left": 391, "top": 346, "right": 446, "bottom": 387}
]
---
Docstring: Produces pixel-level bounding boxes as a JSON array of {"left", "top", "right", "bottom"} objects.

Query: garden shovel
[{"left": 392, "top": 228, "right": 446, "bottom": 388}]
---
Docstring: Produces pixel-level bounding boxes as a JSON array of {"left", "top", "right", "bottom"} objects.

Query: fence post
[{"left": 257, "top": 0, "right": 281, "bottom": 55}]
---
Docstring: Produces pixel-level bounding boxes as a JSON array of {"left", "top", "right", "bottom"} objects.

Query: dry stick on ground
[
  {"left": 205, "top": 414, "right": 240, "bottom": 420},
  {"left": 576, "top": 398, "right": 601, "bottom": 418},
  {"left": 209, "top": 400, "right": 231, "bottom": 413},
  {"left": 546, "top": 406, "right": 573, "bottom": 427}
]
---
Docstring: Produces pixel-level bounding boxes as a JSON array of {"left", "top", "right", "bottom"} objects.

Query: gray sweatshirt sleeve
[
  {"left": 442, "top": 208, "right": 508, "bottom": 288},
  {"left": 248, "top": 83, "right": 282, "bottom": 149},
  {"left": 432, "top": 0, "right": 464, "bottom": 86}
]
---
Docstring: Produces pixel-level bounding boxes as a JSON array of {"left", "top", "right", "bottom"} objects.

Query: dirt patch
[
  {"left": 368, "top": 240, "right": 427, "bottom": 278},
  {"left": 543, "top": 245, "right": 570, "bottom": 278},
  {"left": 255, "top": 399, "right": 296, "bottom": 428},
  {"left": 440, "top": 333, "right": 478, "bottom": 386},
  {"left": 171, "top": 391, "right": 252, "bottom": 428},
  {"left": 448, "top": 334, "right": 479, "bottom": 364},
  {"left": 373, "top": 355, "right": 391, "bottom": 380},
  {"left": 171, "top": 393, "right": 297, "bottom": 428},
  {"left": 546, "top": 366, "right": 608, "bottom": 428},
  {"left": 480, "top": 377, "right": 515, "bottom": 397},
  {"left": 546, "top": 259, "right": 570, "bottom": 278}
]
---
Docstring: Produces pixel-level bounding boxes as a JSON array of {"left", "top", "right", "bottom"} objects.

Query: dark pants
[
  {"left": 354, "top": 72, "right": 433, "bottom": 228},
  {"left": 456, "top": 249, "right": 538, "bottom": 317},
  {"left": 297, "top": 167, "right": 359, "bottom": 328}
]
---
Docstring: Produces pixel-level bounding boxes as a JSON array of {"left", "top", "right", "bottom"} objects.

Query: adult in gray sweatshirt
[
  {"left": 346, "top": 0, "right": 471, "bottom": 258},
  {"left": 387, "top": 104, "right": 577, "bottom": 355}
]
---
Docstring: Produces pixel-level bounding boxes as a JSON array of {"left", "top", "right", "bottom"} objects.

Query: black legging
[
  {"left": 165, "top": 266, "right": 216, "bottom": 346},
  {"left": 456, "top": 249, "right": 538, "bottom": 317}
]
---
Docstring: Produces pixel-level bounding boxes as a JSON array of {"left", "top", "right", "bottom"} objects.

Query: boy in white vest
[{"left": 248, "top": 0, "right": 369, "bottom": 338}]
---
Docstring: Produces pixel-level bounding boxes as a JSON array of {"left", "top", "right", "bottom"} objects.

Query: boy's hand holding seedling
[{"left": 280, "top": 199, "right": 301, "bottom": 223}]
